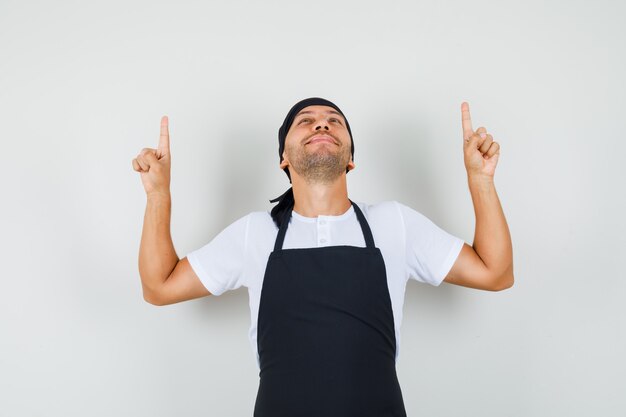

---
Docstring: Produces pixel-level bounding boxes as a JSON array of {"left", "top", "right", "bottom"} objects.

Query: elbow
[
  {"left": 492, "top": 275, "right": 514, "bottom": 291},
  {"left": 143, "top": 291, "right": 162, "bottom": 306},
  {"left": 141, "top": 282, "right": 165, "bottom": 306},
  {"left": 143, "top": 292, "right": 163, "bottom": 306},
  {"left": 491, "top": 266, "right": 515, "bottom": 291}
]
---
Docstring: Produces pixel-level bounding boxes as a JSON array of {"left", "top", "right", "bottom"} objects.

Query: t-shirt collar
[{"left": 291, "top": 204, "right": 355, "bottom": 223}]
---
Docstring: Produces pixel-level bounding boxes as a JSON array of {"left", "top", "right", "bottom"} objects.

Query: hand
[
  {"left": 461, "top": 102, "right": 500, "bottom": 179},
  {"left": 132, "top": 116, "right": 171, "bottom": 196}
]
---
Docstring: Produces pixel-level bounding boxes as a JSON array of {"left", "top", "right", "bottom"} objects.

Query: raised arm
[
  {"left": 132, "top": 116, "right": 211, "bottom": 305},
  {"left": 444, "top": 102, "right": 514, "bottom": 291}
]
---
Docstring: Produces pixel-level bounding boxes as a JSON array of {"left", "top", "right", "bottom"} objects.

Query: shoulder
[
  {"left": 244, "top": 210, "right": 279, "bottom": 237},
  {"left": 351, "top": 200, "right": 406, "bottom": 236},
  {"left": 247, "top": 210, "right": 277, "bottom": 225},
  {"left": 354, "top": 200, "right": 408, "bottom": 222},
  {"left": 356, "top": 200, "right": 440, "bottom": 233},
  {"left": 210, "top": 210, "right": 275, "bottom": 245}
]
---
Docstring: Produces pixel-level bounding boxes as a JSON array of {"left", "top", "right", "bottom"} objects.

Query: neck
[{"left": 290, "top": 174, "right": 351, "bottom": 218}]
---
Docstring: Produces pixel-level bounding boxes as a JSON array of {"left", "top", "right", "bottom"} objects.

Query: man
[{"left": 132, "top": 97, "right": 514, "bottom": 416}]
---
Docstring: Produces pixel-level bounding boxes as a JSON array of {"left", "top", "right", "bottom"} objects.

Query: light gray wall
[{"left": 1, "top": 0, "right": 624, "bottom": 415}]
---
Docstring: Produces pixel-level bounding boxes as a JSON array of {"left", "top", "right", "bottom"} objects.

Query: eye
[
  {"left": 298, "top": 118, "right": 311, "bottom": 124},
  {"left": 330, "top": 118, "right": 342, "bottom": 125}
]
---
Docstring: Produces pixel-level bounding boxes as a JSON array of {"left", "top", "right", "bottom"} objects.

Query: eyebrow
[{"left": 295, "top": 110, "right": 344, "bottom": 120}]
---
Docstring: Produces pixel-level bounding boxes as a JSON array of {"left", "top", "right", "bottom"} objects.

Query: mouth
[{"left": 306, "top": 135, "right": 336, "bottom": 145}]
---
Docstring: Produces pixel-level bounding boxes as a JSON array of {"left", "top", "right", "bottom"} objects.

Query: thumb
[{"left": 157, "top": 115, "right": 170, "bottom": 158}]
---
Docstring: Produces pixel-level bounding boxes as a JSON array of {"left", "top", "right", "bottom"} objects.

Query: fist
[
  {"left": 132, "top": 116, "right": 171, "bottom": 196},
  {"left": 461, "top": 102, "right": 500, "bottom": 179}
]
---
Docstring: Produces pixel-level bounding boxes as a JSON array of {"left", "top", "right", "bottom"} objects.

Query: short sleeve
[
  {"left": 397, "top": 201, "right": 465, "bottom": 286},
  {"left": 185, "top": 214, "right": 250, "bottom": 296}
]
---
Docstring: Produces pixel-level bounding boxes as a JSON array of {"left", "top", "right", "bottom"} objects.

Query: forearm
[
  {"left": 138, "top": 192, "right": 179, "bottom": 294},
  {"left": 468, "top": 175, "right": 513, "bottom": 283}
]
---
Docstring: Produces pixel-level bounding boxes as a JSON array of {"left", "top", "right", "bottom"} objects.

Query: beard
[{"left": 285, "top": 140, "right": 351, "bottom": 185}]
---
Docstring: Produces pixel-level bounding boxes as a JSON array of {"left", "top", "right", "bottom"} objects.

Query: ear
[
  {"left": 347, "top": 159, "right": 355, "bottom": 172},
  {"left": 279, "top": 151, "right": 289, "bottom": 170}
]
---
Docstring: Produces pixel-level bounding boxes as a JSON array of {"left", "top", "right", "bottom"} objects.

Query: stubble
[{"left": 285, "top": 139, "right": 351, "bottom": 185}]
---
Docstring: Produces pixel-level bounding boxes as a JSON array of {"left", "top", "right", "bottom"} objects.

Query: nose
[{"left": 315, "top": 123, "right": 330, "bottom": 131}]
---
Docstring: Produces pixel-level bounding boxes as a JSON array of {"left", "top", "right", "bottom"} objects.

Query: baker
[{"left": 132, "top": 97, "right": 514, "bottom": 416}]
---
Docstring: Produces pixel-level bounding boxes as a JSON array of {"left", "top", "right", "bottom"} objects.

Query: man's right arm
[
  {"left": 139, "top": 193, "right": 211, "bottom": 306},
  {"left": 133, "top": 116, "right": 211, "bottom": 306}
]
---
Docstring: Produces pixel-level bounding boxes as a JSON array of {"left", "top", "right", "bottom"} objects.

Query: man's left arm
[{"left": 444, "top": 102, "right": 514, "bottom": 291}]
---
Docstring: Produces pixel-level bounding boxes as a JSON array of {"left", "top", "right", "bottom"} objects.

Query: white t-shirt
[{"left": 186, "top": 200, "right": 465, "bottom": 369}]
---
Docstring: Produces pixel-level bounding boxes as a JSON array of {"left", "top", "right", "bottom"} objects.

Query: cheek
[
  {"left": 285, "top": 130, "right": 308, "bottom": 149},
  {"left": 284, "top": 132, "right": 300, "bottom": 148},
  {"left": 283, "top": 139, "right": 301, "bottom": 158},
  {"left": 284, "top": 139, "right": 296, "bottom": 153}
]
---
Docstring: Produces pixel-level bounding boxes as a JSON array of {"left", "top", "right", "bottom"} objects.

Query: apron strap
[
  {"left": 273, "top": 200, "right": 375, "bottom": 251},
  {"left": 350, "top": 199, "right": 375, "bottom": 249},
  {"left": 274, "top": 201, "right": 294, "bottom": 251}
]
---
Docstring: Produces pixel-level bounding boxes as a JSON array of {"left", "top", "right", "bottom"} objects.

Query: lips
[{"left": 307, "top": 135, "right": 336, "bottom": 145}]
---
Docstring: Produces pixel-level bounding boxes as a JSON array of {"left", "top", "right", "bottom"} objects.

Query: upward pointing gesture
[
  {"left": 461, "top": 102, "right": 474, "bottom": 141},
  {"left": 132, "top": 116, "right": 172, "bottom": 197},
  {"left": 157, "top": 115, "right": 170, "bottom": 159},
  {"left": 461, "top": 102, "right": 500, "bottom": 179}
]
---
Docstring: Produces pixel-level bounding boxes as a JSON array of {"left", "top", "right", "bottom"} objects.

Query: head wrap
[{"left": 270, "top": 97, "right": 354, "bottom": 228}]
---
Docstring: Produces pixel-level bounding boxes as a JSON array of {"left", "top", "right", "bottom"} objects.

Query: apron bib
[{"left": 254, "top": 200, "right": 407, "bottom": 417}]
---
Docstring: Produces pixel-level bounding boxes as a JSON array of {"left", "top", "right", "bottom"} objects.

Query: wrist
[
  {"left": 147, "top": 190, "right": 171, "bottom": 201},
  {"left": 467, "top": 174, "right": 494, "bottom": 192},
  {"left": 467, "top": 173, "right": 494, "bottom": 185}
]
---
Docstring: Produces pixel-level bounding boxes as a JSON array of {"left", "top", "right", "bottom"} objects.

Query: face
[{"left": 280, "top": 105, "right": 355, "bottom": 184}]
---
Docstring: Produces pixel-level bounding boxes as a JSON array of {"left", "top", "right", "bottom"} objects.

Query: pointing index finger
[
  {"left": 461, "top": 102, "right": 473, "bottom": 140},
  {"left": 158, "top": 115, "right": 169, "bottom": 157}
]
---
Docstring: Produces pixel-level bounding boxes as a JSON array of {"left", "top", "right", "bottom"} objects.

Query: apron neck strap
[
  {"left": 274, "top": 202, "right": 293, "bottom": 251},
  {"left": 350, "top": 200, "right": 375, "bottom": 248}
]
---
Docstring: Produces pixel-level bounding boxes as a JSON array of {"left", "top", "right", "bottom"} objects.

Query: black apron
[{"left": 254, "top": 200, "right": 407, "bottom": 417}]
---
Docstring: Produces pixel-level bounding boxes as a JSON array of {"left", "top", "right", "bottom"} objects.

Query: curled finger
[
  {"left": 132, "top": 159, "right": 143, "bottom": 172},
  {"left": 136, "top": 155, "right": 150, "bottom": 171},
  {"left": 143, "top": 151, "right": 159, "bottom": 165},
  {"left": 486, "top": 142, "right": 500, "bottom": 158},
  {"left": 467, "top": 132, "right": 485, "bottom": 149},
  {"left": 479, "top": 133, "right": 493, "bottom": 154}
]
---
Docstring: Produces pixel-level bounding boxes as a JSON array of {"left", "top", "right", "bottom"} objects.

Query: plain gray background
[{"left": 1, "top": 0, "right": 624, "bottom": 415}]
